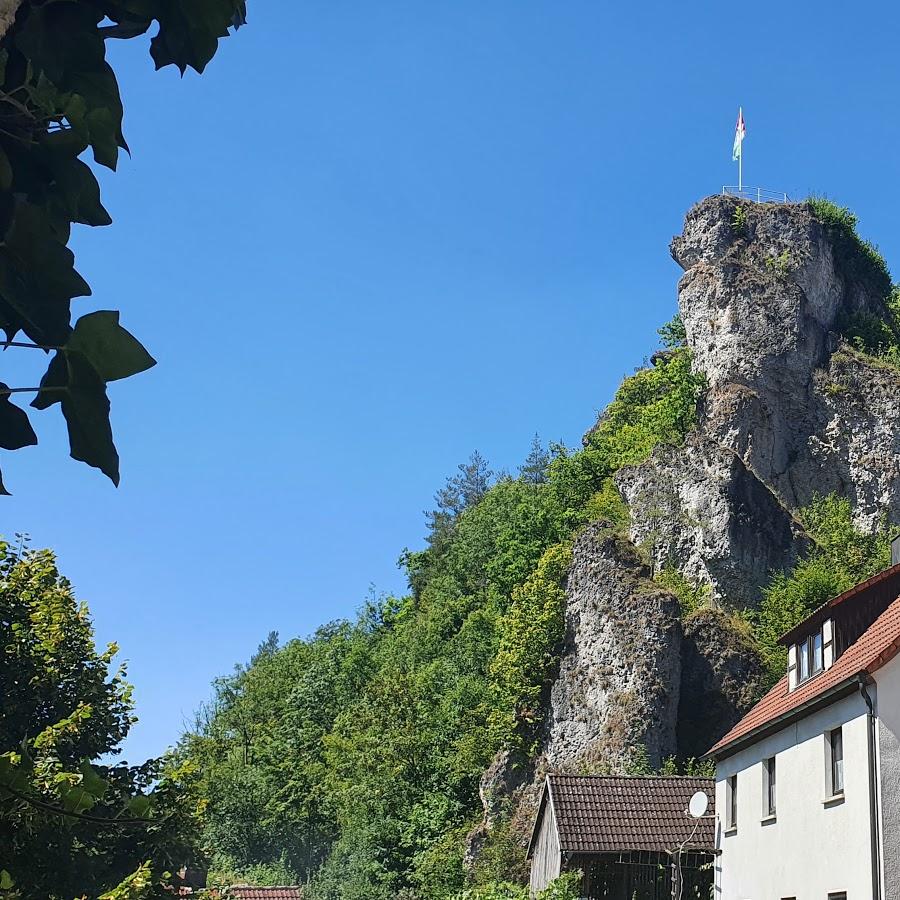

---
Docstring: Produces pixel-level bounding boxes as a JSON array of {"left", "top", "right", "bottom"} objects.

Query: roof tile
[{"left": 546, "top": 775, "right": 715, "bottom": 853}]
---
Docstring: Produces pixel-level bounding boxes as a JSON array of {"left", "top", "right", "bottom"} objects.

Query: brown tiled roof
[
  {"left": 708, "top": 593, "right": 900, "bottom": 758},
  {"left": 531, "top": 775, "right": 715, "bottom": 855},
  {"left": 228, "top": 889, "right": 302, "bottom": 900}
]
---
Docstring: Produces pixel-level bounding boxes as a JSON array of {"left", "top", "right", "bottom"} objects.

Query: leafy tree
[
  {"left": 0, "top": 1, "right": 245, "bottom": 492},
  {"left": 0, "top": 539, "right": 200, "bottom": 899}
]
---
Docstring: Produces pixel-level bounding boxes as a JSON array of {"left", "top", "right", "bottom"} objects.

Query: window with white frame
[
  {"left": 726, "top": 774, "right": 738, "bottom": 830},
  {"left": 829, "top": 728, "right": 844, "bottom": 795},
  {"left": 762, "top": 756, "right": 776, "bottom": 818},
  {"left": 797, "top": 628, "right": 824, "bottom": 683}
]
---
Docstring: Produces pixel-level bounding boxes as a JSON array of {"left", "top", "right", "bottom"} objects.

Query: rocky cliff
[
  {"left": 545, "top": 195, "right": 900, "bottom": 769},
  {"left": 474, "top": 196, "right": 900, "bottom": 846}
]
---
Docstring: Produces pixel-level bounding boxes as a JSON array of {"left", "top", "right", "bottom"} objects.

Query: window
[
  {"left": 797, "top": 628, "right": 825, "bottom": 685},
  {"left": 830, "top": 728, "right": 844, "bottom": 795},
  {"left": 727, "top": 774, "right": 738, "bottom": 829},
  {"left": 763, "top": 756, "right": 776, "bottom": 817},
  {"left": 827, "top": 893, "right": 847, "bottom": 900}
]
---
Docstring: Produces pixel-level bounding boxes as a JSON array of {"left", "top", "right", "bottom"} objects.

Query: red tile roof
[
  {"left": 708, "top": 592, "right": 900, "bottom": 758},
  {"left": 228, "top": 889, "right": 302, "bottom": 900},
  {"left": 530, "top": 775, "right": 715, "bottom": 855}
]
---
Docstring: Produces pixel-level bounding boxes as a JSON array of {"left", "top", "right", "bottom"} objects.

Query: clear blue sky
[{"left": 4, "top": 1, "right": 900, "bottom": 763}]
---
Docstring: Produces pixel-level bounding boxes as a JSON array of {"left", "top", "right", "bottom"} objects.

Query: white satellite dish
[{"left": 688, "top": 790, "right": 709, "bottom": 819}]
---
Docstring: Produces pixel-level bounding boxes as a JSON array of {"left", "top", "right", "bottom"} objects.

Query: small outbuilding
[{"left": 527, "top": 774, "right": 715, "bottom": 899}]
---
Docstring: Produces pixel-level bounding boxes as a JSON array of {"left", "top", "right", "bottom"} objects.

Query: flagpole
[{"left": 738, "top": 106, "right": 743, "bottom": 192}]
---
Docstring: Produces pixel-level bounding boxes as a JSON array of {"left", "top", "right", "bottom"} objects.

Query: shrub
[{"left": 655, "top": 567, "right": 711, "bottom": 618}]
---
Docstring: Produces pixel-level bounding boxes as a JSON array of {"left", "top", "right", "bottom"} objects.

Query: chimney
[{"left": 893, "top": 533, "right": 900, "bottom": 567}]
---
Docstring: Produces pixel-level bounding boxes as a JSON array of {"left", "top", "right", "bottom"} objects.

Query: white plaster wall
[
  {"left": 875, "top": 655, "right": 900, "bottom": 900},
  {"left": 714, "top": 691, "right": 874, "bottom": 900}
]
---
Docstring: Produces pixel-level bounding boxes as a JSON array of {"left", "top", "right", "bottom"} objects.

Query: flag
[{"left": 732, "top": 108, "right": 746, "bottom": 161}]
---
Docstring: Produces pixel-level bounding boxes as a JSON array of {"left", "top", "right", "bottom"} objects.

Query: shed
[{"left": 527, "top": 774, "right": 715, "bottom": 899}]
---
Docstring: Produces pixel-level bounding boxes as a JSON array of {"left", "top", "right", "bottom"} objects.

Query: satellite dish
[{"left": 688, "top": 790, "right": 709, "bottom": 819}]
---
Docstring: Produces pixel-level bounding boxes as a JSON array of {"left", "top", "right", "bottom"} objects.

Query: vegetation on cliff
[{"left": 808, "top": 197, "right": 900, "bottom": 370}]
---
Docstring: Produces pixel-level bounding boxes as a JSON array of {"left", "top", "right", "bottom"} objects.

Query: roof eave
[
  {"left": 704, "top": 673, "right": 865, "bottom": 762},
  {"left": 526, "top": 776, "right": 552, "bottom": 859}
]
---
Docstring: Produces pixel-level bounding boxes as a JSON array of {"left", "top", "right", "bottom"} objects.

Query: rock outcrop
[
  {"left": 473, "top": 196, "right": 900, "bottom": 858},
  {"left": 544, "top": 523, "right": 682, "bottom": 771},
  {"left": 621, "top": 196, "right": 900, "bottom": 604}
]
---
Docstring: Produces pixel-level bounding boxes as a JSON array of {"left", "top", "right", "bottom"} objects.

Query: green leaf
[
  {"left": 47, "top": 157, "right": 112, "bottom": 227},
  {"left": 127, "top": 794, "right": 152, "bottom": 818},
  {"left": 0, "top": 200, "right": 90, "bottom": 345},
  {"left": 31, "top": 351, "right": 119, "bottom": 484},
  {"left": 150, "top": 0, "right": 243, "bottom": 74},
  {"left": 0, "top": 386, "right": 38, "bottom": 451},
  {"left": 0, "top": 869, "right": 13, "bottom": 890},
  {"left": 69, "top": 311, "right": 156, "bottom": 382}
]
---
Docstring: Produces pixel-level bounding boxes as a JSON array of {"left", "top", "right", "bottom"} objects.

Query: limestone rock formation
[
  {"left": 622, "top": 196, "right": 900, "bottom": 604},
  {"left": 474, "top": 196, "right": 900, "bottom": 858},
  {"left": 544, "top": 522, "right": 682, "bottom": 771}
]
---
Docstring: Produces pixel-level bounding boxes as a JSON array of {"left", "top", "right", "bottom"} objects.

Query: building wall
[
  {"left": 529, "top": 794, "right": 561, "bottom": 897},
  {"left": 714, "top": 691, "right": 874, "bottom": 900},
  {"left": 876, "top": 654, "right": 900, "bottom": 900}
]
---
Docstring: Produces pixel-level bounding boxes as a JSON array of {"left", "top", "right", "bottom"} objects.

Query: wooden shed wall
[{"left": 529, "top": 797, "right": 561, "bottom": 896}]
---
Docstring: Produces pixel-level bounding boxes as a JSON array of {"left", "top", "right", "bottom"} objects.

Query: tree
[
  {"left": 0, "top": 1, "right": 245, "bottom": 492},
  {"left": 0, "top": 539, "right": 200, "bottom": 899},
  {"left": 518, "top": 434, "right": 549, "bottom": 484},
  {"left": 427, "top": 451, "right": 494, "bottom": 543}
]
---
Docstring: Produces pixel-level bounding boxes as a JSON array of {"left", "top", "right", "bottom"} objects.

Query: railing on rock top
[{"left": 721, "top": 186, "right": 792, "bottom": 203}]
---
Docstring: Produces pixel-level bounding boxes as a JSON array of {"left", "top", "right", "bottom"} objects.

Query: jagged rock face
[
  {"left": 621, "top": 196, "right": 900, "bottom": 603},
  {"left": 544, "top": 523, "right": 682, "bottom": 771},
  {"left": 678, "top": 609, "right": 767, "bottom": 760},
  {"left": 491, "top": 196, "right": 900, "bottom": 842}
]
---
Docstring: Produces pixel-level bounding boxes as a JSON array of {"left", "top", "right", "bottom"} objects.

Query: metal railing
[{"left": 721, "top": 186, "right": 791, "bottom": 203}]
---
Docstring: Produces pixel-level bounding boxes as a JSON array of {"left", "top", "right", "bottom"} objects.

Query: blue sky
[{"left": 4, "top": 0, "right": 900, "bottom": 763}]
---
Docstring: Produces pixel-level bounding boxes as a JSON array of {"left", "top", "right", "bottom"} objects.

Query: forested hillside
[{"left": 181, "top": 197, "right": 900, "bottom": 899}]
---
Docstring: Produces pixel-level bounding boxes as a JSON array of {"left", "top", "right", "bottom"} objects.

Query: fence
[{"left": 721, "top": 186, "right": 791, "bottom": 203}]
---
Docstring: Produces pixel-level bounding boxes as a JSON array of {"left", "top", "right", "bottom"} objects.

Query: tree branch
[{"left": 0, "top": 783, "right": 153, "bottom": 828}]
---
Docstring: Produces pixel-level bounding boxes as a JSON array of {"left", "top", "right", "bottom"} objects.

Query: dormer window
[{"left": 789, "top": 622, "right": 833, "bottom": 690}]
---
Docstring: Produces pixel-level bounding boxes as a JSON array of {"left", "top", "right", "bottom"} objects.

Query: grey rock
[{"left": 544, "top": 523, "right": 682, "bottom": 771}]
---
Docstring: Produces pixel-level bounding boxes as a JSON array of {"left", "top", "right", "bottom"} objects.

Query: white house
[{"left": 706, "top": 534, "right": 900, "bottom": 900}]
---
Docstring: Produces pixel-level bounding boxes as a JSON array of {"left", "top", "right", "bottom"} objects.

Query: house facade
[
  {"left": 528, "top": 775, "right": 715, "bottom": 899},
  {"left": 707, "top": 536, "right": 900, "bottom": 900}
]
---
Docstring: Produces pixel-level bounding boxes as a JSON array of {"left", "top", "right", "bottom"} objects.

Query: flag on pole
[{"left": 732, "top": 107, "right": 746, "bottom": 161}]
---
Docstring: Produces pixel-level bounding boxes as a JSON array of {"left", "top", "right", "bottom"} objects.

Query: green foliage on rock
[
  {"left": 840, "top": 286, "right": 900, "bottom": 370},
  {"left": 0, "top": 1, "right": 244, "bottom": 491},
  {"left": 655, "top": 566, "right": 711, "bottom": 619},
  {"left": 756, "top": 495, "right": 893, "bottom": 682},
  {"left": 807, "top": 197, "right": 900, "bottom": 370},
  {"left": 807, "top": 197, "right": 892, "bottom": 296},
  {"left": 489, "top": 543, "right": 572, "bottom": 750},
  {"left": 0, "top": 538, "right": 199, "bottom": 899}
]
